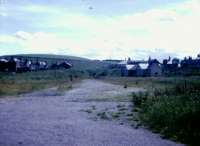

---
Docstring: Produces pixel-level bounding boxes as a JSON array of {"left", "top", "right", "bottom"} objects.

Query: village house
[
  {"left": 180, "top": 56, "right": 200, "bottom": 69},
  {"left": 121, "top": 64, "right": 143, "bottom": 77},
  {"left": 119, "top": 58, "right": 162, "bottom": 77},
  {"left": 146, "top": 59, "right": 162, "bottom": 76},
  {"left": 162, "top": 57, "right": 180, "bottom": 75}
]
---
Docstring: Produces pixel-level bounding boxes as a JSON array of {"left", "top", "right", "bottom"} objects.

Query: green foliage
[
  {"left": 111, "top": 112, "right": 120, "bottom": 119},
  {"left": 132, "top": 91, "right": 148, "bottom": 106},
  {"left": 97, "top": 112, "right": 109, "bottom": 120},
  {"left": 137, "top": 80, "right": 200, "bottom": 146}
]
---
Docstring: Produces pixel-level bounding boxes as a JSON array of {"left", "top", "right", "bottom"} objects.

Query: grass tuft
[{"left": 136, "top": 80, "right": 200, "bottom": 146}]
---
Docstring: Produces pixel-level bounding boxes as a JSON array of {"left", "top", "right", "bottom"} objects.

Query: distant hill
[
  {"left": 1, "top": 54, "right": 111, "bottom": 71},
  {"left": 103, "top": 59, "right": 122, "bottom": 64},
  {"left": 2, "top": 54, "right": 89, "bottom": 61}
]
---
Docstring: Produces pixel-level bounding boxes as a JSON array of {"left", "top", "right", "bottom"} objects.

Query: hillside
[
  {"left": 1, "top": 54, "right": 111, "bottom": 72},
  {"left": 3, "top": 54, "right": 89, "bottom": 61}
]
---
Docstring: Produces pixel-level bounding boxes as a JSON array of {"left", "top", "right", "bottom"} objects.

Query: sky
[{"left": 0, "top": 0, "right": 200, "bottom": 60}]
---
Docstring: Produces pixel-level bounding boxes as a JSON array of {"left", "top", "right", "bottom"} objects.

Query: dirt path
[{"left": 0, "top": 79, "right": 183, "bottom": 146}]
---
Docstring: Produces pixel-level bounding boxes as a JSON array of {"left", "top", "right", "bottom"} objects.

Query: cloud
[
  {"left": 0, "top": 4, "right": 8, "bottom": 17},
  {"left": 22, "top": 5, "right": 60, "bottom": 14},
  {"left": 15, "top": 31, "right": 33, "bottom": 40},
  {"left": 1, "top": 0, "right": 200, "bottom": 59},
  {"left": 0, "top": 12, "right": 7, "bottom": 17}
]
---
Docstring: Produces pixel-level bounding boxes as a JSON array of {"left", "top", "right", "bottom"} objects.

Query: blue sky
[{"left": 0, "top": 0, "right": 200, "bottom": 60}]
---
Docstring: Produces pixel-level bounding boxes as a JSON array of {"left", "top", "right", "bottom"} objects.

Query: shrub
[
  {"left": 132, "top": 91, "right": 148, "bottom": 106},
  {"left": 137, "top": 80, "right": 200, "bottom": 146},
  {"left": 124, "top": 83, "right": 127, "bottom": 88}
]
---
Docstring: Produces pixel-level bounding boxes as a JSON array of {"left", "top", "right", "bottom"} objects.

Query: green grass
[
  {"left": 102, "top": 76, "right": 200, "bottom": 90},
  {"left": 0, "top": 69, "right": 84, "bottom": 96},
  {"left": 111, "top": 112, "right": 120, "bottom": 119},
  {"left": 131, "top": 79, "right": 200, "bottom": 146},
  {"left": 101, "top": 77, "right": 176, "bottom": 89},
  {"left": 103, "top": 77, "right": 200, "bottom": 145},
  {"left": 97, "top": 112, "right": 109, "bottom": 120}
]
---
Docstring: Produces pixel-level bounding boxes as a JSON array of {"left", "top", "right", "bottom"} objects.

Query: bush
[
  {"left": 132, "top": 91, "right": 148, "bottom": 106},
  {"left": 136, "top": 80, "right": 200, "bottom": 146}
]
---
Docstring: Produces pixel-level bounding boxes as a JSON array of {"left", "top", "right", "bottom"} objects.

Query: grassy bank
[
  {"left": 131, "top": 79, "right": 200, "bottom": 146},
  {"left": 103, "top": 77, "right": 200, "bottom": 145},
  {"left": 0, "top": 69, "right": 85, "bottom": 96}
]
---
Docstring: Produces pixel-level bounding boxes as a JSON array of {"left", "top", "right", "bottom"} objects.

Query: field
[
  {"left": 101, "top": 76, "right": 192, "bottom": 89},
  {"left": 0, "top": 69, "right": 85, "bottom": 96}
]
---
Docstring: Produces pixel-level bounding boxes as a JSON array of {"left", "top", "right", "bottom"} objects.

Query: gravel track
[{"left": 0, "top": 79, "right": 184, "bottom": 146}]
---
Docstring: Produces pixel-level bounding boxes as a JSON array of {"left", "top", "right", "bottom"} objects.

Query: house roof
[
  {"left": 63, "top": 61, "right": 72, "bottom": 67},
  {"left": 14, "top": 58, "right": 20, "bottom": 62},
  {"left": 126, "top": 64, "right": 140, "bottom": 70},
  {"left": 149, "top": 59, "right": 160, "bottom": 65},
  {"left": 59, "top": 61, "right": 72, "bottom": 67},
  {"left": 118, "top": 60, "right": 128, "bottom": 65},
  {"left": 140, "top": 64, "right": 148, "bottom": 69},
  {"left": 0, "top": 59, "right": 8, "bottom": 62}
]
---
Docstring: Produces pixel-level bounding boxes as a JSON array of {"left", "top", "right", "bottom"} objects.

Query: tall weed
[{"left": 135, "top": 80, "right": 200, "bottom": 146}]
